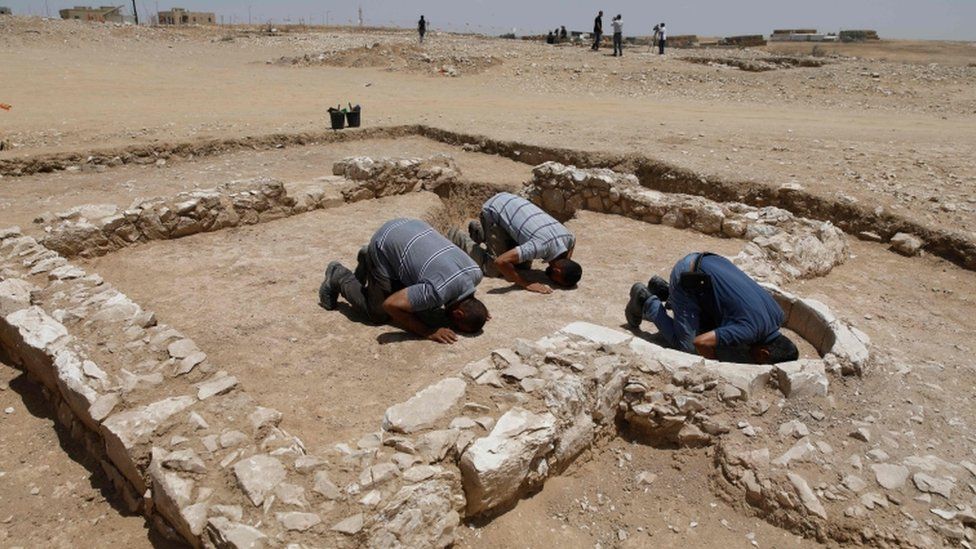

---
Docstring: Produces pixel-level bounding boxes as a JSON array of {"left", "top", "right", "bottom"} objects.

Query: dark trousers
[
  {"left": 334, "top": 250, "right": 390, "bottom": 324},
  {"left": 658, "top": 39, "right": 666, "bottom": 55},
  {"left": 591, "top": 32, "right": 602, "bottom": 50},
  {"left": 613, "top": 33, "right": 623, "bottom": 55},
  {"left": 448, "top": 216, "right": 528, "bottom": 277}
]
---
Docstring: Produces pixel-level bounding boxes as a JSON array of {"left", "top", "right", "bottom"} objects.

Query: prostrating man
[
  {"left": 625, "top": 252, "right": 798, "bottom": 364},
  {"left": 319, "top": 218, "right": 488, "bottom": 344},
  {"left": 449, "top": 192, "right": 582, "bottom": 294}
]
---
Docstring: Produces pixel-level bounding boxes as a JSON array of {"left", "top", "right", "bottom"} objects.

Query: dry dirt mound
[
  {"left": 275, "top": 42, "right": 502, "bottom": 77},
  {"left": 682, "top": 55, "right": 830, "bottom": 72}
]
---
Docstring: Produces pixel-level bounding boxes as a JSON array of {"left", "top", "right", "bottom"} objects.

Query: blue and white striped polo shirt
[
  {"left": 369, "top": 219, "right": 482, "bottom": 311},
  {"left": 482, "top": 192, "right": 576, "bottom": 263}
]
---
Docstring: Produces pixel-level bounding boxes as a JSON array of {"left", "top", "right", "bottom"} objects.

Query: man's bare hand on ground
[
  {"left": 428, "top": 327, "right": 459, "bottom": 344},
  {"left": 526, "top": 282, "right": 552, "bottom": 294}
]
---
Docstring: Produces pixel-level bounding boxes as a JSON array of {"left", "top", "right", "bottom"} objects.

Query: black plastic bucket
[
  {"left": 329, "top": 110, "right": 345, "bottom": 130},
  {"left": 346, "top": 109, "right": 361, "bottom": 128}
]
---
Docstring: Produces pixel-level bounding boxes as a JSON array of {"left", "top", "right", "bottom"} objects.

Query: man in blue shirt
[
  {"left": 625, "top": 252, "right": 798, "bottom": 364},
  {"left": 319, "top": 219, "right": 489, "bottom": 344}
]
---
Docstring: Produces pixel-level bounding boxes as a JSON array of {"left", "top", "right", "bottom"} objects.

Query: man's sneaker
[
  {"left": 625, "top": 282, "right": 651, "bottom": 329},
  {"left": 468, "top": 220, "right": 485, "bottom": 244},
  {"left": 647, "top": 275, "right": 670, "bottom": 302},
  {"left": 319, "top": 261, "right": 341, "bottom": 310}
]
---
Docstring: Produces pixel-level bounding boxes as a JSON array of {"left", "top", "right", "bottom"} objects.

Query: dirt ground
[{"left": 1, "top": 16, "right": 976, "bottom": 548}]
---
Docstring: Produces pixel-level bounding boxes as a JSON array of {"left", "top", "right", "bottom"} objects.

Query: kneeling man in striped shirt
[
  {"left": 319, "top": 218, "right": 489, "bottom": 344},
  {"left": 449, "top": 192, "right": 582, "bottom": 294}
]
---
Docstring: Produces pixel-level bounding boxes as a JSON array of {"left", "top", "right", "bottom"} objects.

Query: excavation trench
[{"left": 2, "top": 125, "right": 972, "bottom": 270}]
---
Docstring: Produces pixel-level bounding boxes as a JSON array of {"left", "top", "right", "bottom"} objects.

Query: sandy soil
[{"left": 1, "top": 16, "right": 976, "bottom": 548}]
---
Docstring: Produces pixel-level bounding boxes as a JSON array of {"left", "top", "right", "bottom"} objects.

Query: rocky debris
[
  {"left": 233, "top": 455, "right": 286, "bottom": 506},
  {"left": 331, "top": 513, "right": 364, "bottom": 535},
  {"left": 913, "top": 472, "right": 953, "bottom": 499},
  {"left": 275, "top": 511, "right": 321, "bottom": 532},
  {"left": 460, "top": 407, "right": 557, "bottom": 515},
  {"left": 368, "top": 479, "right": 461, "bottom": 548},
  {"left": 525, "top": 161, "right": 849, "bottom": 285},
  {"left": 890, "top": 232, "right": 924, "bottom": 256},
  {"left": 872, "top": 463, "right": 910, "bottom": 490},
  {"left": 383, "top": 377, "right": 467, "bottom": 434},
  {"left": 0, "top": 277, "right": 36, "bottom": 315},
  {"left": 334, "top": 154, "right": 461, "bottom": 202},
  {"left": 275, "top": 42, "right": 501, "bottom": 78},
  {"left": 774, "top": 360, "right": 828, "bottom": 398},
  {"left": 788, "top": 472, "right": 827, "bottom": 519},
  {"left": 205, "top": 517, "right": 267, "bottom": 548}
]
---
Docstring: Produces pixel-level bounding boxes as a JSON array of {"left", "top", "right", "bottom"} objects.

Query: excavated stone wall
[
  {"left": 35, "top": 155, "right": 463, "bottom": 260},
  {"left": 0, "top": 222, "right": 875, "bottom": 547},
  {"left": 37, "top": 178, "right": 337, "bottom": 259},
  {"left": 333, "top": 154, "right": 461, "bottom": 203},
  {"left": 524, "top": 161, "right": 850, "bottom": 286},
  {"left": 2, "top": 149, "right": 932, "bottom": 548}
]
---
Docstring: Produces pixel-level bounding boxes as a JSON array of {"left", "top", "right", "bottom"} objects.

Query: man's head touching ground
[
  {"left": 447, "top": 296, "right": 489, "bottom": 333},
  {"left": 449, "top": 192, "right": 579, "bottom": 295},
  {"left": 750, "top": 333, "right": 800, "bottom": 365},
  {"left": 546, "top": 257, "right": 583, "bottom": 287}
]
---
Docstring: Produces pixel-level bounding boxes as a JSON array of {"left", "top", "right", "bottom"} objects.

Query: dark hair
[
  {"left": 547, "top": 258, "right": 582, "bottom": 287},
  {"left": 450, "top": 297, "right": 489, "bottom": 333},
  {"left": 767, "top": 334, "right": 799, "bottom": 363}
]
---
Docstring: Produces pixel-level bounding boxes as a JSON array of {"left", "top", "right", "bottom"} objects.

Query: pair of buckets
[{"left": 329, "top": 107, "right": 361, "bottom": 130}]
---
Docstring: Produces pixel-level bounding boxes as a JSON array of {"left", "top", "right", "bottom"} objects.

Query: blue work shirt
[{"left": 643, "top": 253, "right": 784, "bottom": 353}]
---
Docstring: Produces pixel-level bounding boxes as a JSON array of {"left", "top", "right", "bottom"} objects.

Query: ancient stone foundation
[
  {"left": 16, "top": 150, "right": 976, "bottom": 548},
  {"left": 524, "top": 161, "right": 850, "bottom": 286}
]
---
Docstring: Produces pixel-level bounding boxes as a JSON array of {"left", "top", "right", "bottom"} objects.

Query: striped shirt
[
  {"left": 369, "top": 219, "right": 482, "bottom": 311},
  {"left": 482, "top": 192, "right": 576, "bottom": 263}
]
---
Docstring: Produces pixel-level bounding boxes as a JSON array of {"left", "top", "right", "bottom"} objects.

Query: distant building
[
  {"left": 769, "top": 29, "right": 837, "bottom": 43},
  {"left": 0, "top": 7, "right": 12, "bottom": 15},
  {"left": 59, "top": 5, "right": 133, "bottom": 23},
  {"left": 157, "top": 7, "right": 215, "bottom": 25}
]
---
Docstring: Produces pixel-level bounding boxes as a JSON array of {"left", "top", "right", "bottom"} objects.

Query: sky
[{"left": 6, "top": 0, "right": 976, "bottom": 41}]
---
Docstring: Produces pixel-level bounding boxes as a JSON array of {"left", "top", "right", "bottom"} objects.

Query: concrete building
[
  {"left": 58, "top": 5, "right": 132, "bottom": 23},
  {"left": 157, "top": 7, "right": 215, "bottom": 25}
]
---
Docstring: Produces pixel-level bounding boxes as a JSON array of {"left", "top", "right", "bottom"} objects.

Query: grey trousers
[
  {"left": 334, "top": 250, "right": 390, "bottom": 324},
  {"left": 448, "top": 216, "right": 528, "bottom": 277}
]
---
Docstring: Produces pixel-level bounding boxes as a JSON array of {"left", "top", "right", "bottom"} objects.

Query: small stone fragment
[{"left": 331, "top": 513, "right": 364, "bottom": 535}]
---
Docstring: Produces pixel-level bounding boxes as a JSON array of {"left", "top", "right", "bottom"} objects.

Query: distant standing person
[
  {"left": 418, "top": 15, "right": 427, "bottom": 44},
  {"left": 611, "top": 14, "right": 624, "bottom": 56},
  {"left": 591, "top": 10, "right": 603, "bottom": 50},
  {"left": 658, "top": 22, "right": 667, "bottom": 55},
  {"left": 560, "top": 26, "right": 568, "bottom": 41}
]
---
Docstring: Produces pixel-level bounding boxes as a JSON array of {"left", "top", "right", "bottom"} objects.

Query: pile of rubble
[
  {"left": 273, "top": 42, "right": 502, "bottom": 78},
  {"left": 682, "top": 55, "right": 830, "bottom": 72},
  {"left": 333, "top": 154, "right": 461, "bottom": 202},
  {"left": 525, "top": 161, "right": 850, "bottom": 285}
]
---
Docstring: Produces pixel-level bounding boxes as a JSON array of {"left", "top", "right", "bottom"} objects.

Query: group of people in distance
[
  {"left": 318, "top": 192, "right": 799, "bottom": 365},
  {"left": 590, "top": 11, "right": 668, "bottom": 56}
]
